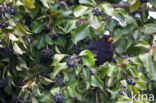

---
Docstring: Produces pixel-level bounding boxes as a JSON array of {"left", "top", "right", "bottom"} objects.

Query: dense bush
[{"left": 0, "top": 0, "right": 156, "bottom": 103}]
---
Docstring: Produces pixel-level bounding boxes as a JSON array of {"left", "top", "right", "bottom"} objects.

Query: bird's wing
[{"left": 87, "top": 42, "right": 98, "bottom": 55}]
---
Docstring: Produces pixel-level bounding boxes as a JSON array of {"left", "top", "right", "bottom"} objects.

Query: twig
[
  {"left": 112, "top": 4, "right": 156, "bottom": 11},
  {"left": 96, "top": 90, "right": 99, "bottom": 103}
]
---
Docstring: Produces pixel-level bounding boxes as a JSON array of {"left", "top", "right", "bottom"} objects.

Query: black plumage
[{"left": 87, "top": 35, "right": 114, "bottom": 66}]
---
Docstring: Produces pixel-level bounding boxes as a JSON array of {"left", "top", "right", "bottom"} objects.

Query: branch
[{"left": 112, "top": 4, "right": 156, "bottom": 11}]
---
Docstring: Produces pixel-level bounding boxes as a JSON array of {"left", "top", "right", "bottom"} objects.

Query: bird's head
[{"left": 102, "top": 35, "right": 113, "bottom": 42}]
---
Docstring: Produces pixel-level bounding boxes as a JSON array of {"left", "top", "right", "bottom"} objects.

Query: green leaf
[
  {"left": 51, "top": 54, "right": 66, "bottom": 66},
  {"left": 90, "top": 76, "right": 104, "bottom": 89},
  {"left": 9, "top": 34, "right": 19, "bottom": 41},
  {"left": 45, "top": 35, "right": 53, "bottom": 45},
  {"left": 32, "top": 21, "right": 45, "bottom": 33},
  {"left": 149, "top": 0, "right": 156, "bottom": 8},
  {"left": 134, "top": 41, "right": 150, "bottom": 49},
  {"left": 140, "top": 23, "right": 156, "bottom": 35},
  {"left": 50, "top": 87, "right": 60, "bottom": 95},
  {"left": 22, "top": 0, "right": 35, "bottom": 9},
  {"left": 79, "top": 50, "right": 96, "bottom": 67},
  {"left": 13, "top": 43, "right": 24, "bottom": 55},
  {"left": 101, "top": 2, "right": 114, "bottom": 16},
  {"left": 37, "top": 35, "right": 46, "bottom": 49},
  {"left": 82, "top": 68, "right": 90, "bottom": 80},
  {"left": 129, "top": 0, "right": 140, "bottom": 12},
  {"left": 50, "top": 63, "right": 68, "bottom": 79},
  {"left": 139, "top": 53, "right": 155, "bottom": 74},
  {"left": 32, "top": 86, "right": 41, "bottom": 96},
  {"left": 40, "top": 0, "right": 49, "bottom": 8},
  {"left": 72, "top": 24, "right": 90, "bottom": 44},
  {"left": 135, "top": 81, "right": 147, "bottom": 90},
  {"left": 79, "top": 0, "right": 95, "bottom": 5},
  {"left": 90, "top": 16, "right": 102, "bottom": 30},
  {"left": 64, "top": 20, "right": 77, "bottom": 33},
  {"left": 15, "top": 23, "right": 33, "bottom": 36},
  {"left": 32, "top": 97, "right": 39, "bottom": 103},
  {"left": 107, "top": 64, "right": 117, "bottom": 77},
  {"left": 39, "top": 92, "right": 52, "bottom": 102},
  {"left": 67, "top": 83, "right": 79, "bottom": 97},
  {"left": 73, "top": 5, "right": 88, "bottom": 17}
]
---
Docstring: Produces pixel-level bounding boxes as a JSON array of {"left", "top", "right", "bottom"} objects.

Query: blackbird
[{"left": 87, "top": 35, "right": 114, "bottom": 66}]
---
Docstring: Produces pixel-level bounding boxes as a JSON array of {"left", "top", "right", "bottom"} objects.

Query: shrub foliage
[{"left": 0, "top": 0, "right": 156, "bottom": 103}]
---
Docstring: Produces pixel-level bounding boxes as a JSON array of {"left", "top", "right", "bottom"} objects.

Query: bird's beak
[{"left": 107, "top": 37, "right": 113, "bottom": 42}]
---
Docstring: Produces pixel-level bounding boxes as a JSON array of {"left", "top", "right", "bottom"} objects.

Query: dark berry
[
  {"left": 71, "top": 45, "right": 81, "bottom": 54},
  {"left": 92, "top": 7, "right": 104, "bottom": 16},
  {"left": 0, "top": 6, "right": 5, "bottom": 14},
  {"left": 5, "top": 7, "right": 18, "bottom": 15},
  {"left": 0, "top": 78, "right": 8, "bottom": 88},
  {"left": 99, "top": 10, "right": 104, "bottom": 15},
  {"left": 40, "top": 49, "right": 53, "bottom": 62},
  {"left": 42, "top": 83, "right": 55, "bottom": 90},
  {"left": 66, "top": 56, "right": 78, "bottom": 67},
  {"left": 12, "top": 96, "right": 24, "bottom": 103},
  {"left": 27, "top": 37, "right": 34, "bottom": 43},
  {"left": 50, "top": 34, "right": 58, "bottom": 40},
  {"left": 53, "top": 92, "right": 65, "bottom": 103},
  {"left": 121, "top": 55, "right": 129, "bottom": 59},
  {"left": 0, "top": 21, "right": 9, "bottom": 29},
  {"left": 128, "top": 59, "right": 132, "bottom": 63},
  {"left": 0, "top": 47, "right": 13, "bottom": 56},
  {"left": 16, "top": 80, "right": 25, "bottom": 87},
  {"left": 0, "top": 41, "right": 4, "bottom": 44},
  {"left": 119, "top": 91, "right": 124, "bottom": 95},
  {"left": 131, "top": 81, "right": 136, "bottom": 85},
  {"left": 90, "top": 69, "right": 95, "bottom": 75},
  {"left": 55, "top": 77, "right": 65, "bottom": 87},
  {"left": 43, "top": 25, "right": 51, "bottom": 33},
  {"left": 127, "top": 78, "right": 136, "bottom": 85}
]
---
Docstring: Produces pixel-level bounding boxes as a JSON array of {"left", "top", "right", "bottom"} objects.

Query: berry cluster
[
  {"left": 53, "top": 92, "right": 65, "bottom": 103},
  {"left": 0, "top": 4, "right": 18, "bottom": 15},
  {"left": 119, "top": 86, "right": 128, "bottom": 95},
  {"left": 0, "top": 47, "right": 13, "bottom": 56},
  {"left": 71, "top": 45, "right": 81, "bottom": 54},
  {"left": 55, "top": 77, "right": 65, "bottom": 87},
  {"left": 0, "top": 21, "right": 9, "bottom": 29},
  {"left": 127, "top": 78, "right": 136, "bottom": 85},
  {"left": 50, "top": 34, "right": 59, "bottom": 40},
  {"left": 66, "top": 56, "right": 78, "bottom": 67},
  {"left": 91, "top": 7, "right": 104, "bottom": 16},
  {"left": 0, "top": 78, "right": 8, "bottom": 88},
  {"left": 40, "top": 49, "right": 53, "bottom": 62},
  {"left": 5, "top": 7, "right": 18, "bottom": 15},
  {"left": 16, "top": 80, "right": 25, "bottom": 87},
  {"left": 43, "top": 25, "right": 51, "bottom": 33},
  {"left": 89, "top": 69, "right": 95, "bottom": 75}
]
